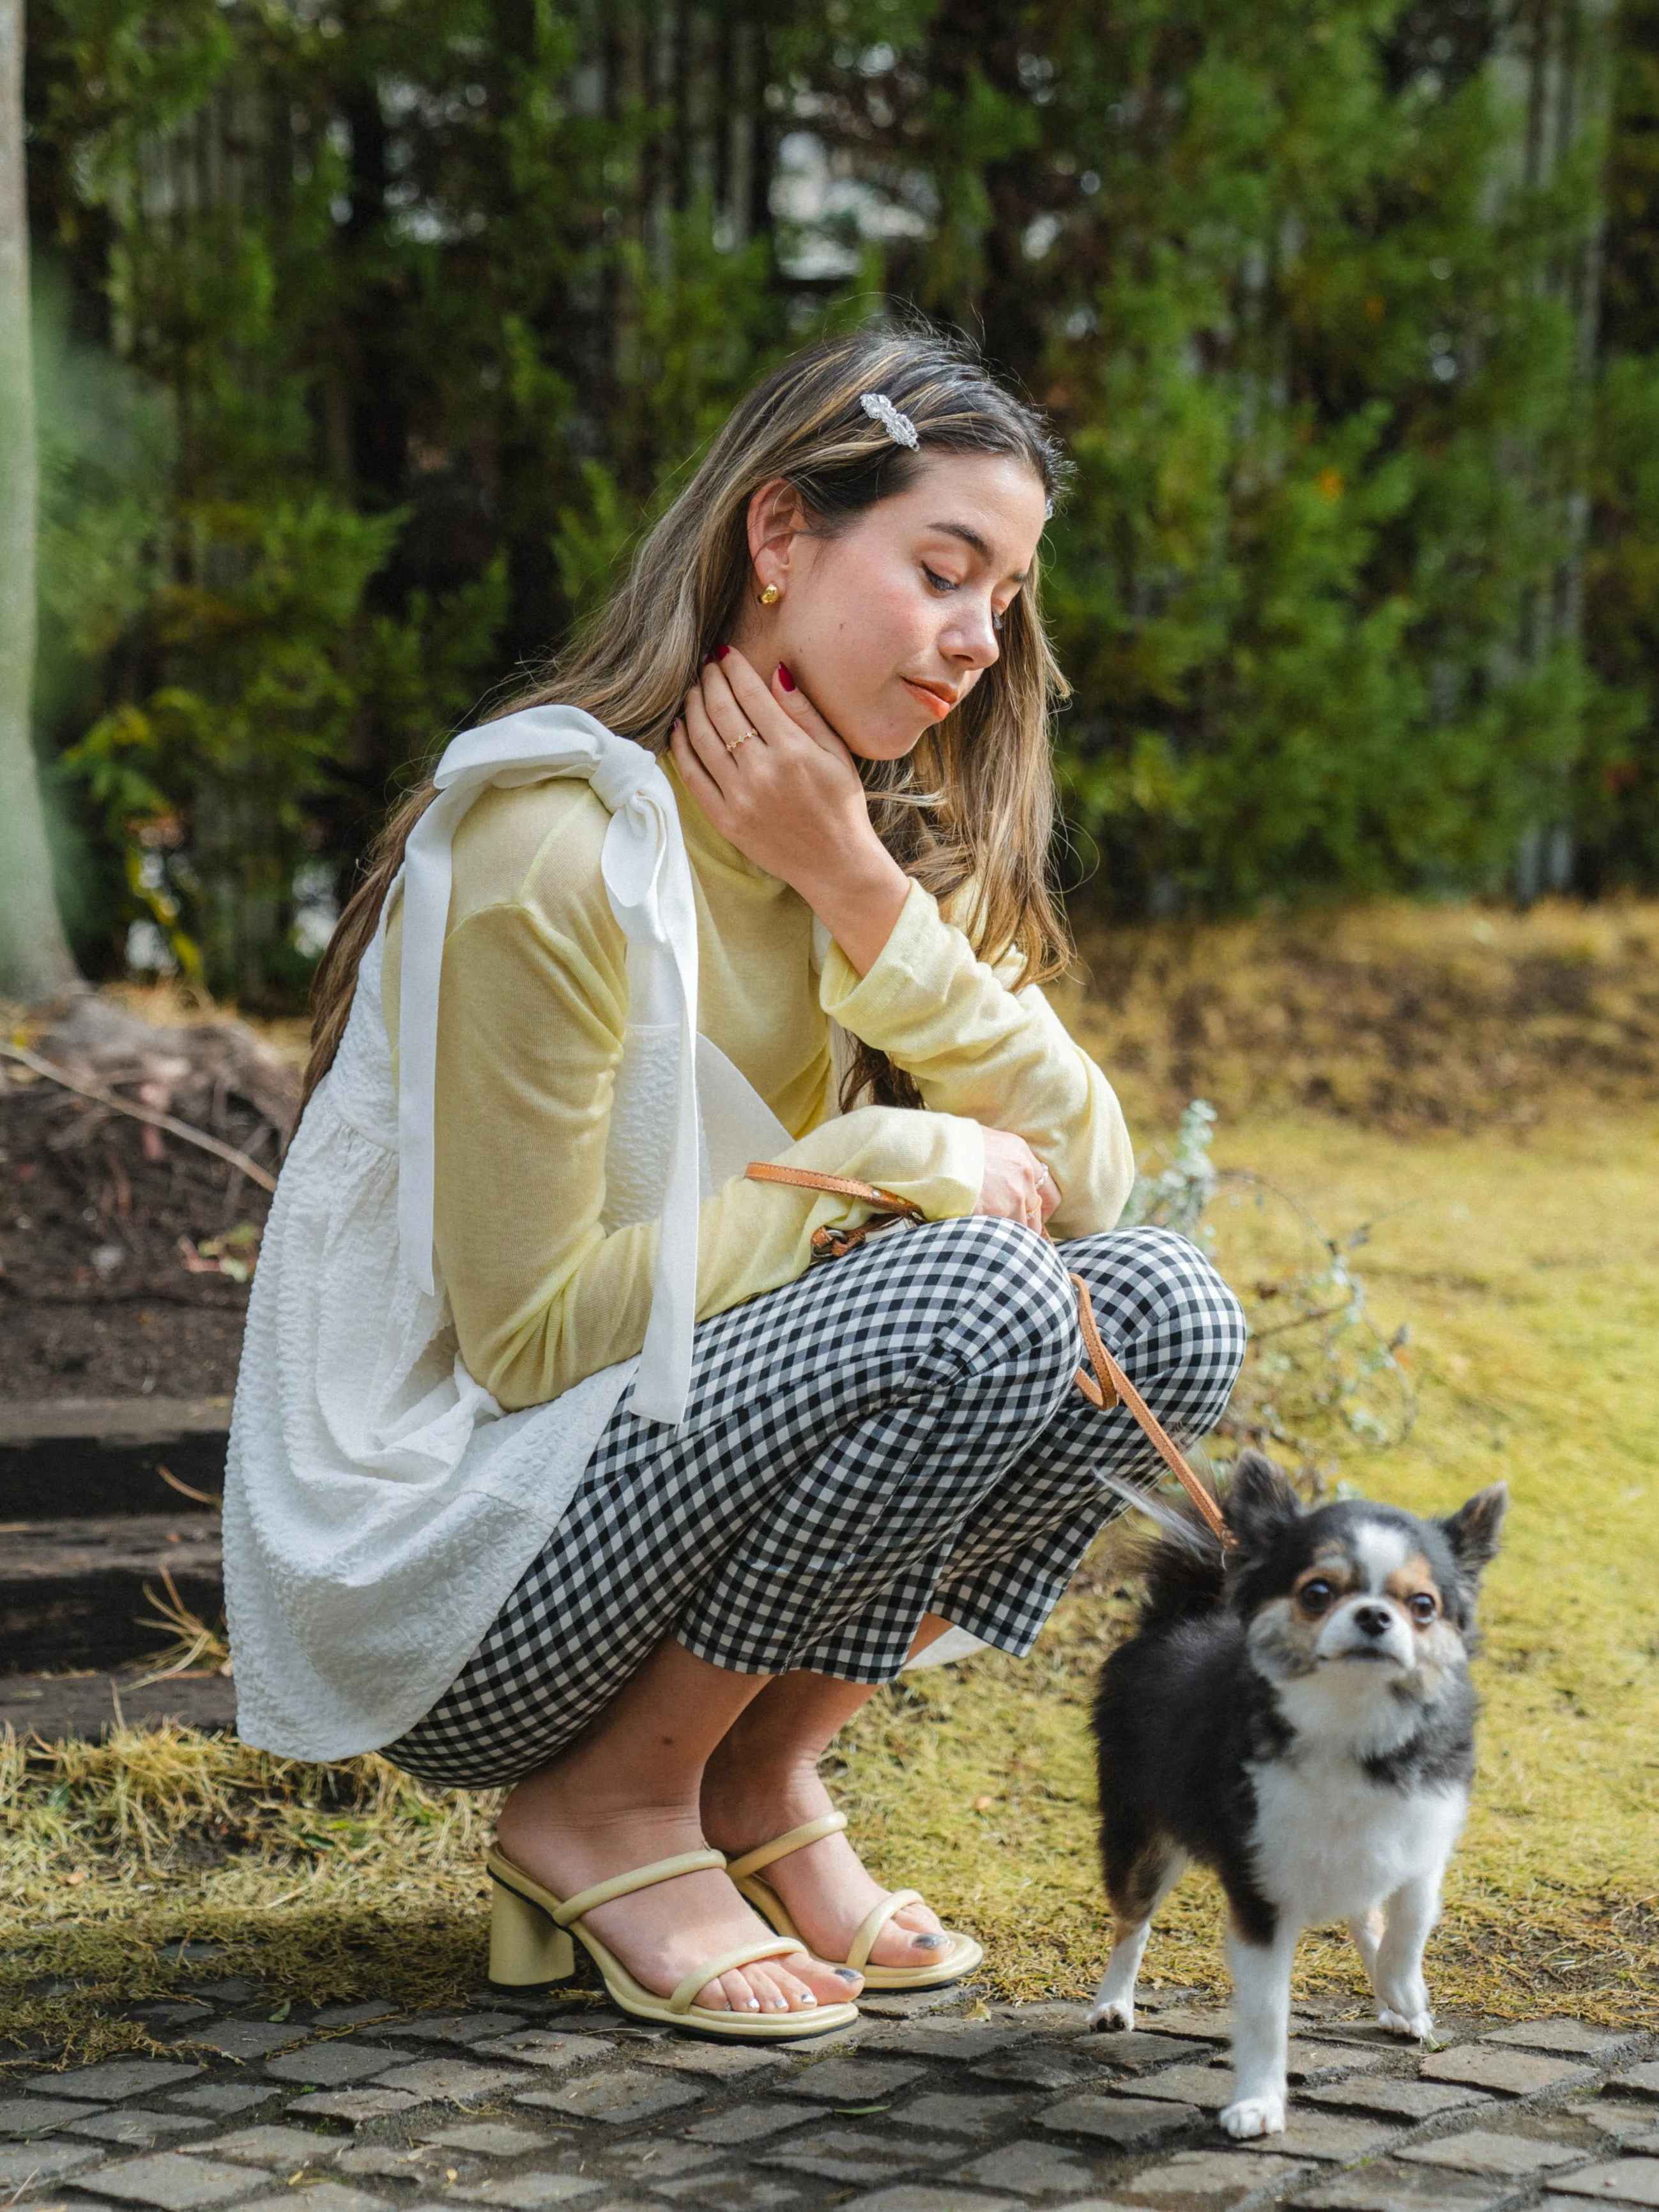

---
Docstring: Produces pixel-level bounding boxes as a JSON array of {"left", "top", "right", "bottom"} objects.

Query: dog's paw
[
  {"left": 1088, "top": 1999, "right": 1135, "bottom": 2033},
  {"left": 1219, "top": 2094, "right": 1287, "bottom": 2139},
  {"left": 1377, "top": 2004, "right": 1434, "bottom": 2040}
]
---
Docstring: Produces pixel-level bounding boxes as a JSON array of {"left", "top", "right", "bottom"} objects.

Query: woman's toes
[
  {"left": 868, "top": 1899, "right": 951, "bottom": 1967},
  {"left": 711, "top": 1969, "right": 761, "bottom": 2012}
]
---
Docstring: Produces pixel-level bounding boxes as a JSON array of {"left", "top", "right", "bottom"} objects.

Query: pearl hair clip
[{"left": 860, "top": 390, "right": 920, "bottom": 449}]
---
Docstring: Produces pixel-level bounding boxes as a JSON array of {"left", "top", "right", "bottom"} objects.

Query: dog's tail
[{"left": 1097, "top": 1473, "right": 1228, "bottom": 1626}]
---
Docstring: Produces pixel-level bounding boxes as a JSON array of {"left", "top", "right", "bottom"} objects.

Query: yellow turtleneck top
[{"left": 383, "top": 758, "right": 1135, "bottom": 1412}]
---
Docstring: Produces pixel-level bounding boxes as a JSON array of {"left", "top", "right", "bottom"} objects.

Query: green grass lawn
[{"left": 4, "top": 1099, "right": 1656, "bottom": 2059}]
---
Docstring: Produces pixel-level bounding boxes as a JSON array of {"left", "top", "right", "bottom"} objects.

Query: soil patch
[{"left": 1, "top": 993, "right": 296, "bottom": 1401}]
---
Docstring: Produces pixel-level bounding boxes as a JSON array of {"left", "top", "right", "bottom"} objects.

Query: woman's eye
[
  {"left": 1298, "top": 1580, "right": 1334, "bottom": 1615},
  {"left": 922, "top": 565, "right": 957, "bottom": 594},
  {"left": 1408, "top": 1593, "right": 1438, "bottom": 1625}
]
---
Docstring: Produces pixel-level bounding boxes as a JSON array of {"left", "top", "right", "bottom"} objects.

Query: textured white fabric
[{"left": 223, "top": 710, "right": 791, "bottom": 1760}]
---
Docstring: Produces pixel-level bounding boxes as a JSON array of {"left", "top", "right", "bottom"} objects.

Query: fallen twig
[{"left": 0, "top": 1041, "right": 278, "bottom": 1193}]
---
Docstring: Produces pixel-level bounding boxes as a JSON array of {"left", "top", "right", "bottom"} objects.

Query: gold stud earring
[{"left": 757, "top": 583, "right": 781, "bottom": 606}]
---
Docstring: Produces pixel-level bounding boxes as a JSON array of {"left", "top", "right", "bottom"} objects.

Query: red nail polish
[
  {"left": 715, "top": 644, "right": 731, "bottom": 660},
  {"left": 776, "top": 663, "right": 796, "bottom": 692},
  {"left": 700, "top": 652, "right": 714, "bottom": 666}
]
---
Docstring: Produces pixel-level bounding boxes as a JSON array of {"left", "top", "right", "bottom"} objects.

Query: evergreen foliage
[{"left": 19, "top": 0, "right": 1658, "bottom": 1001}]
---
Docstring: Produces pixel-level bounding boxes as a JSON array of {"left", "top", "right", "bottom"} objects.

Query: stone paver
[
  {"left": 414, "top": 2123, "right": 552, "bottom": 2157},
  {"left": 445, "top": 2178, "right": 605, "bottom": 2208},
  {"left": 635, "top": 2041, "right": 784, "bottom": 2077},
  {"left": 232, "top": 2189, "right": 391, "bottom": 2212},
  {"left": 1, "top": 2096, "right": 103, "bottom": 2136},
  {"left": 1614, "top": 2063, "right": 1659, "bottom": 2101},
  {"left": 1301, "top": 2075, "right": 1493, "bottom": 2121},
  {"left": 77, "top": 2151, "right": 265, "bottom": 2208},
  {"left": 788, "top": 2057, "right": 928, "bottom": 2101},
  {"left": 189, "top": 2127, "right": 337, "bottom": 2168},
  {"left": 1139, "top": 2009, "right": 1236, "bottom": 2041},
  {"left": 1039, "top": 2093, "right": 1198, "bottom": 2144},
  {"left": 681, "top": 2100, "right": 820, "bottom": 2146},
  {"left": 839, "top": 2190, "right": 1021, "bottom": 2212},
  {"left": 885, "top": 2091, "right": 1028, "bottom": 2136},
  {"left": 470, "top": 2032, "right": 613, "bottom": 2071},
  {"left": 948, "top": 2135, "right": 1110, "bottom": 2195},
  {"left": 310, "top": 2003, "right": 397, "bottom": 2028},
  {"left": 1579, "top": 2100, "right": 1659, "bottom": 2147},
  {"left": 974, "top": 2050, "right": 1109, "bottom": 2090},
  {"left": 1485, "top": 2020, "right": 1639, "bottom": 2058},
  {"left": 68, "top": 2117, "right": 214, "bottom": 2149},
  {"left": 864, "top": 2020, "right": 1023, "bottom": 2060},
  {"left": 1398, "top": 2127, "right": 1585, "bottom": 2177},
  {"left": 1548, "top": 2160, "right": 1659, "bottom": 2203},
  {"left": 166, "top": 2091, "right": 271, "bottom": 2121},
  {"left": 182, "top": 2027, "right": 310, "bottom": 2064},
  {"left": 1111, "top": 2062, "right": 1234, "bottom": 2110},
  {"left": 283, "top": 2090, "right": 422, "bottom": 2123},
  {"left": 0, "top": 2142, "right": 109, "bottom": 2187},
  {"left": 518, "top": 2068, "right": 703, "bottom": 2125},
  {"left": 1237, "top": 2112, "right": 1398, "bottom": 2162},
  {"left": 756, "top": 2125, "right": 949, "bottom": 2184},
  {"left": 1128, "top": 2147, "right": 1308, "bottom": 2202},
  {"left": 263, "top": 2047, "right": 394, "bottom": 2088},
  {"left": 1281, "top": 2043, "right": 1389, "bottom": 2081},
  {"left": 1421, "top": 2043, "right": 1594, "bottom": 2094},
  {"left": 33, "top": 2066, "right": 204, "bottom": 2105},
  {"left": 1086, "top": 2033, "right": 1211, "bottom": 2075},
  {"left": 387, "top": 2012, "right": 523, "bottom": 2045},
  {"left": 1290, "top": 2170, "right": 1509, "bottom": 2209},
  {"left": 368, "top": 2057, "right": 524, "bottom": 2104}
]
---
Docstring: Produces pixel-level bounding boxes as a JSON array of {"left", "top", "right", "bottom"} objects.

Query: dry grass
[{"left": 4, "top": 899, "right": 1657, "bottom": 2058}]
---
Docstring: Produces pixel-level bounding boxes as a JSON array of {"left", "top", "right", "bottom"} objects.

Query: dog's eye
[
  {"left": 1297, "top": 1578, "right": 1335, "bottom": 1615},
  {"left": 1407, "top": 1592, "right": 1439, "bottom": 1625}
]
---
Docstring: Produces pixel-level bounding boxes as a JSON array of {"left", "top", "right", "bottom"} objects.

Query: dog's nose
[{"left": 1353, "top": 1605, "right": 1393, "bottom": 1638}]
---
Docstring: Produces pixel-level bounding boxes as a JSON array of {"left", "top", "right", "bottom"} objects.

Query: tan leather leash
[{"left": 744, "top": 1161, "right": 1234, "bottom": 1549}]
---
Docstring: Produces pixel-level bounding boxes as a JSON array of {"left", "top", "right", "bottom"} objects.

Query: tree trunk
[{"left": 0, "top": 0, "right": 79, "bottom": 1003}]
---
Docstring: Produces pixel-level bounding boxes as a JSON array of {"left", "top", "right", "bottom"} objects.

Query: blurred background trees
[{"left": 16, "top": 0, "right": 1659, "bottom": 1005}]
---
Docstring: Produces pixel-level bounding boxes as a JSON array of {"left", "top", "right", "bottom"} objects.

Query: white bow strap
[{"left": 396, "top": 704, "right": 701, "bottom": 1426}]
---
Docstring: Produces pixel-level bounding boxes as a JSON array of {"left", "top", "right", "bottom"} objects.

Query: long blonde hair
[{"left": 305, "top": 323, "right": 1073, "bottom": 1110}]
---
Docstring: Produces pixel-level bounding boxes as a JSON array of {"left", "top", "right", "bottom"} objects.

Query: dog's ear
[
  {"left": 1437, "top": 1483, "right": 1509, "bottom": 1583},
  {"left": 1223, "top": 1450, "right": 1303, "bottom": 1551}
]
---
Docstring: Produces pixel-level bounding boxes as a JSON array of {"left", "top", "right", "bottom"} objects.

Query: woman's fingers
[{"left": 678, "top": 687, "right": 735, "bottom": 794}]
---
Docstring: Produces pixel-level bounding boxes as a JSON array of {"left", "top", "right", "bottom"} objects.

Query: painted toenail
[
  {"left": 912, "top": 1932, "right": 947, "bottom": 1948},
  {"left": 834, "top": 1967, "right": 861, "bottom": 1983}
]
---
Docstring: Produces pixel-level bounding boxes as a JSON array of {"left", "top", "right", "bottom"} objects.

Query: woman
[{"left": 224, "top": 325, "right": 1246, "bottom": 2041}]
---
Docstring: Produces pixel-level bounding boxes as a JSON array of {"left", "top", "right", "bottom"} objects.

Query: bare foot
[
  {"left": 496, "top": 1762, "right": 858, "bottom": 2017},
  {"left": 701, "top": 1751, "right": 953, "bottom": 1973}
]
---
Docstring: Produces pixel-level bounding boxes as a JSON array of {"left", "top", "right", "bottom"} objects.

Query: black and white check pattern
[{"left": 388, "top": 1219, "right": 1246, "bottom": 1789}]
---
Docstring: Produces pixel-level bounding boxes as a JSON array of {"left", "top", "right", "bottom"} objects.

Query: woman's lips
[{"left": 903, "top": 678, "right": 956, "bottom": 721}]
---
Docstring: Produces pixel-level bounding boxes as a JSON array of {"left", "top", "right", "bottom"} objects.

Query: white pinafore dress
[{"left": 222, "top": 707, "right": 800, "bottom": 1760}]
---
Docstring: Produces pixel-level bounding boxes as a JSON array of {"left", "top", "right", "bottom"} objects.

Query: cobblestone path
[{"left": 4, "top": 1976, "right": 1656, "bottom": 2212}]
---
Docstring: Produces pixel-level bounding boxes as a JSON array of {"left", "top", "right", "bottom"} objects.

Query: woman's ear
[{"left": 747, "top": 478, "right": 807, "bottom": 594}]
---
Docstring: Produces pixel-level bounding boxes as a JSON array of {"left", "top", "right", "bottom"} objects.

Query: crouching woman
[{"left": 223, "top": 326, "right": 1247, "bottom": 2040}]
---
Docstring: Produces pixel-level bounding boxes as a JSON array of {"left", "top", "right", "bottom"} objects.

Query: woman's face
[{"left": 738, "top": 452, "right": 1049, "bottom": 761}]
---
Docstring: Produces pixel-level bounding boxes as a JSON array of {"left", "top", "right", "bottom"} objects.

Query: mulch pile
[{"left": 0, "top": 994, "right": 298, "bottom": 1402}]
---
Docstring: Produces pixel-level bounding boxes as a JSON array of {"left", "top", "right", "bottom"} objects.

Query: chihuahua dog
[{"left": 1088, "top": 1451, "right": 1507, "bottom": 2139}]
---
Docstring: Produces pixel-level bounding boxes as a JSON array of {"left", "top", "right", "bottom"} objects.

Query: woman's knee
[{"left": 1069, "top": 1224, "right": 1248, "bottom": 1417}]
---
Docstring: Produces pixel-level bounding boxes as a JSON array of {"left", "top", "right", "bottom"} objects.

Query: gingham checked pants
[{"left": 387, "top": 1217, "right": 1246, "bottom": 1789}]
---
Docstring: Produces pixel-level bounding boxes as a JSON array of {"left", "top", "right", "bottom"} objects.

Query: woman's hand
[
  {"left": 977, "top": 1127, "right": 1062, "bottom": 1233},
  {"left": 670, "top": 647, "right": 910, "bottom": 976}
]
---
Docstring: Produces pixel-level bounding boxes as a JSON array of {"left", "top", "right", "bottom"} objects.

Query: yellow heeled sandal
[
  {"left": 485, "top": 1844, "right": 860, "bottom": 2041},
  {"left": 728, "top": 1812, "right": 984, "bottom": 1991}
]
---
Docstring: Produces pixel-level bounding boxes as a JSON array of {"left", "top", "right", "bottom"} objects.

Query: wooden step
[
  {"left": 0, "top": 1667, "right": 237, "bottom": 1741},
  {"left": 0, "top": 1513, "right": 223, "bottom": 1671},
  {"left": 0, "top": 1396, "right": 229, "bottom": 1518}
]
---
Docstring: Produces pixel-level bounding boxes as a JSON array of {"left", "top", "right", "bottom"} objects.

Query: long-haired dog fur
[{"left": 1089, "top": 1450, "right": 1507, "bottom": 2139}]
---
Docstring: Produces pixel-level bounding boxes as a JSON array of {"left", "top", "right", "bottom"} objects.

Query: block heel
[{"left": 489, "top": 1873, "right": 576, "bottom": 1988}]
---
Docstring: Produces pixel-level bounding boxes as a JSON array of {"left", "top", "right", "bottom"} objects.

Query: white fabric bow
[{"left": 396, "top": 705, "right": 701, "bottom": 1425}]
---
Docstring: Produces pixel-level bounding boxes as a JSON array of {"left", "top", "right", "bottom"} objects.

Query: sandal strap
[
  {"left": 668, "top": 1934, "right": 807, "bottom": 2015},
  {"left": 726, "top": 1812, "right": 848, "bottom": 1883},
  {"left": 551, "top": 1848, "right": 726, "bottom": 1928},
  {"left": 846, "top": 1887, "right": 924, "bottom": 1972}
]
